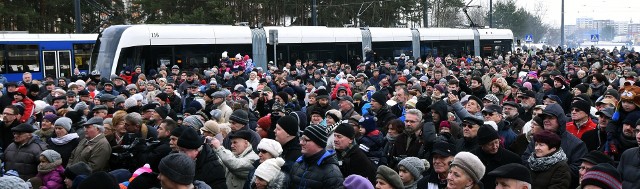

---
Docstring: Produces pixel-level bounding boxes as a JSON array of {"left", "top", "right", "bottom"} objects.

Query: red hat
[
  {"left": 16, "top": 86, "right": 27, "bottom": 96},
  {"left": 439, "top": 121, "right": 451, "bottom": 129},
  {"left": 257, "top": 115, "right": 271, "bottom": 138}
]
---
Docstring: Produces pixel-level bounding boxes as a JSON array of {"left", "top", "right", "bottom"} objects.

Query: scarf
[
  {"left": 38, "top": 160, "right": 62, "bottom": 173},
  {"left": 528, "top": 148, "right": 567, "bottom": 171},
  {"left": 50, "top": 133, "right": 79, "bottom": 145}
]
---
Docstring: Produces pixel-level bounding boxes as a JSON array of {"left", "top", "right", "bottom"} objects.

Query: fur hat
[
  {"left": 159, "top": 153, "right": 196, "bottom": 185},
  {"left": 254, "top": 158, "right": 285, "bottom": 183},
  {"left": 451, "top": 152, "right": 486, "bottom": 183},
  {"left": 398, "top": 157, "right": 429, "bottom": 181},
  {"left": 376, "top": 165, "right": 403, "bottom": 189},
  {"left": 257, "top": 139, "right": 283, "bottom": 157}
]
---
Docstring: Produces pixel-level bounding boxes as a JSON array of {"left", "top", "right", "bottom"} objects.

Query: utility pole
[
  {"left": 423, "top": 0, "right": 429, "bottom": 27},
  {"left": 74, "top": 0, "right": 82, "bottom": 33},
  {"left": 561, "top": 0, "right": 565, "bottom": 47},
  {"left": 311, "top": 0, "right": 318, "bottom": 26},
  {"left": 489, "top": 0, "right": 492, "bottom": 28}
]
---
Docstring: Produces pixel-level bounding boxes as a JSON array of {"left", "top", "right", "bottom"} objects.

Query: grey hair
[
  {"left": 125, "top": 112, "right": 143, "bottom": 126},
  {"left": 406, "top": 109, "right": 423, "bottom": 122}
]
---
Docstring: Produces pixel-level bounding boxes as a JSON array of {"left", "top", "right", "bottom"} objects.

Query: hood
[
  {"left": 428, "top": 100, "right": 448, "bottom": 123},
  {"left": 296, "top": 150, "right": 339, "bottom": 166},
  {"left": 542, "top": 103, "right": 568, "bottom": 135}
]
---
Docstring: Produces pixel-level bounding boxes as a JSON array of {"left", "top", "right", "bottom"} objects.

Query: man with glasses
[
  {"left": 566, "top": 100, "right": 597, "bottom": 140},
  {"left": 456, "top": 116, "right": 484, "bottom": 152},
  {"left": 289, "top": 124, "right": 344, "bottom": 188},
  {"left": 4, "top": 123, "right": 46, "bottom": 180},
  {"left": 503, "top": 101, "right": 526, "bottom": 134},
  {"left": 390, "top": 109, "right": 433, "bottom": 167},
  {"left": 68, "top": 117, "right": 111, "bottom": 172},
  {"left": 0, "top": 106, "right": 21, "bottom": 150},
  {"left": 482, "top": 104, "right": 517, "bottom": 148}
]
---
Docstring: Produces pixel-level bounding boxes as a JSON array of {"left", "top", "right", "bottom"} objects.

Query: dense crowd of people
[{"left": 0, "top": 47, "right": 637, "bottom": 189}]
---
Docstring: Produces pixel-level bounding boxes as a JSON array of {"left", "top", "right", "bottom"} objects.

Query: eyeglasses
[
  {"left": 300, "top": 136, "right": 311, "bottom": 145},
  {"left": 461, "top": 123, "right": 476, "bottom": 128},
  {"left": 483, "top": 113, "right": 497, "bottom": 117},
  {"left": 258, "top": 149, "right": 269, "bottom": 154},
  {"left": 2, "top": 112, "right": 14, "bottom": 115}
]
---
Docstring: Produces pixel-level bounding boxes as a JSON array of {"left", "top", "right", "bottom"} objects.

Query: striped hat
[
  {"left": 581, "top": 163, "right": 622, "bottom": 189},
  {"left": 303, "top": 124, "right": 328, "bottom": 147}
]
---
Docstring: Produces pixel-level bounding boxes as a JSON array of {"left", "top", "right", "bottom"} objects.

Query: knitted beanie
[
  {"left": 343, "top": 174, "right": 374, "bottom": 189},
  {"left": 40, "top": 149, "right": 62, "bottom": 163},
  {"left": 0, "top": 176, "right": 30, "bottom": 189},
  {"left": 398, "top": 157, "right": 429, "bottom": 181},
  {"left": 154, "top": 106, "right": 168, "bottom": 120},
  {"left": 74, "top": 101, "right": 89, "bottom": 112},
  {"left": 229, "top": 109, "right": 249, "bottom": 125},
  {"left": 65, "top": 162, "right": 92, "bottom": 180},
  {"left": 159, "top": 153, "right": 196, "bottom": 185},
  {"left": 43, "top": 114, "right": 59, "bottom": 123},
  {"left": 183, "top": 115, "right": 204, "bottom": 130},
  {"left": 254, "top": 157, "right": 285, "bottom": 183},
  {"left": 277, "top": 115, "right": 299, "bottom": 137},
  {"left": 359, "top": 114, "right": 377, "bottom": 134},
  {"left": 303, "top": 125, "right": 328, "bottom": 147},
  {"left": 371, "top": 91, "right": 387, "bottom": 104},
  {"left": 333, "top": 123, "right": 355, "bottom": 140},
  {"left": 376, "top": 165, "right": 403, "bottom": 189},
  {"left": 257, "top": 115, "right": 271, "bottom": 131},
  {"left": 124, "top": 97, "right": 138, "bottom": 110},
  {"left": 170, "top": 126, "right": 185, "bottom": 138},
  {"left": 451, "top": 152, "right": 486, "bottom": 183},
  {"left": 257, "top": 138, "right": 283, "bottom": 157},
  {"left": 54, "top": 117, "right": 73, "bottom": 132},
  {"left": 177, "top": 128, "right": 202, "bottom": 150},
  {"left": 43, "top": 106, "right": 56, "bottom": 114},
  {"left": 476, "top": 125, "right": 499, "bottom": 145},
  {"left": 571, "top": 100, "right": 591, "bottom": 114},
  {"left": 581, "top": 163, "right": 622, "bottom": 189}
]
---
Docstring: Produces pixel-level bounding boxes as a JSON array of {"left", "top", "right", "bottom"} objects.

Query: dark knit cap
[
  {"left": 580, "top": 151, "right": 614, "bottom": 166},
  {"left": 580, "top": 163, "right": 622, "bottom": 189},
  {"left": 334, "top": 123, "right": 355, "bottom": 139},
  {"left": 277, "top": 115, "right": 299, "bottom": 137},
  {"left": 487, "top": 163, "right": 531, "bottom": 183},
  {"left": 229, "top": 109, "right": 249, "bottom": 125},
  {"left": 303, "top": 125, "right": 329, "bottom": 147},
  {"left": 142, "top": 103, "right": 158, "bottom": 111},
  {"left": 371, "top": 91, "right": 387, "bottom": 104},
  {"left": 170, "top": 126, "right": 186, "bottom": 137},
  {"left": 533, "top": 130, "right": 561, "bottom": 149},
  {"left": 155, "top": 93, "right": 169, "bottom": 102},
  {"left": 376, "top": 165, "right": 404, "bottom": 189},
  {"left": 476, "top": 125, "right": 499, "bottom": 145},
  {"left": 229, "top": 130, "right": 253, "bottom": 142},
  {"left": 177, "top": 128, "right": 202, "bottom": 150},
  {"left": 159, "top": 153, "right": 196, "bottom": 185},
  {"left": 575, "top": 84, "right": 588, "bottom": 94},
  {"left": 571, "top": 100, "right": 591, "bottom": 114},
  {"left": 64, "top": 162, "right": 92, "bottom": 180},
  {"left": 277, "top": 91, "right": 289, "bottom": 103},
  {"left": 154, "top": 107, "right": 168, "bottom": 120},
  {"left": 316, "top": 89, "right": 329, "bottom": 99},
  {"left": 77, "top": 171, "right": 119, "bottom": 189}
]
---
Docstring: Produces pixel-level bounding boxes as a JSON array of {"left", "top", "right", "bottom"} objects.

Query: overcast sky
[{"left": 471, "top": 0, "right": 639, "bottom": 27}]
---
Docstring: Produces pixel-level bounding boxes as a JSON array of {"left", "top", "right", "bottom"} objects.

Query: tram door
[{"left": 43, "top": 50, "right": 72, "bottom": 78}]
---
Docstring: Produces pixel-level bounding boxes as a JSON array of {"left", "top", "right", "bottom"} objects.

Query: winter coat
[
  {"left": 522, "top": 104, "right": 587, "bottom": 188},
  {"left": 505, "top": 116, "right": 526, "bottom": 135},
  {"left": 280, "top": 137, "right": 302, "bottom": 173},
  {"left": 217, "top": 102, "right": 233, "bottom": 123},
  {"left": 530, "top": 159, "right": 571, "bottom": 189},
  {"left": 288, "top": 150, "right": 344, "bottom": 189},
  {"left": 37, "top": 165, "right": 65, "bottom": 189},
  {"left": 67, "top": 134, "right": 112, "bottom": 172},
  {"left": 195, "top": 144, "right": 228, "bottom": 189},
  {"left": 336, "top": 145, "right": 376, "bottom": 184},
  {"left": 581, "top": 127, "right": 607, "bottom": 152},
  {"left": 371, "top": 106, "right": 397, "bottom": 133},
  {"left": 470, "top": 147, "right": 521, "bottom": 189},
  {"left": 138, "top": 137, "right": 172, "bottom": 172},
  {"left": 0, "top": 120, "right": 20, "bottom": 150},
  {"left": 566, "top": 118, "right": 597, "bottom": 140},
  {"left": 390, "top": 132, "right": 423, "bottom": 168},
  {"left": 357, "top": 131, "right": 387, "bottom": 165},
  {"left": 496, "top": 120, "right": 517, "bottom": 148},
  {"left": 13, "top": 97, "right": 35, "bottom": 123},
  {"left": 46, "top": 133, "right": 81, "bottom": 167},
  {"left": 215, "top": 144, "right": 259, "bottom": 189},
  {"left": 618, "top": 147, "right": 640, "bottom": 189},
  {"left": 4, "top": 138, "right": 47, "bottom": 180}
]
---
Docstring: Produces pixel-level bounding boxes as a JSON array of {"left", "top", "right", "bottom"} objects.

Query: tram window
[
  {"left": 6, "top": 45, "right": 39, "bottom": 73},
  {"left": 74, "top": 44, "right": 94, "bottom": 71},
  {"left": 0, "top": 45, "right": 4, "bottom": 73}
]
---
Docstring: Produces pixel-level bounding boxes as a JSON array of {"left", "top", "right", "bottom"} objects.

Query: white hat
[
  {"left": 254, "top": 158, "right": 285, "bottom": 182},
  {"left": 257, "top": 139, "right": 283, "bottom": 157}
]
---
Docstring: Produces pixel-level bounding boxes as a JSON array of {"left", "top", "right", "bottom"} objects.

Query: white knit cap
[
  {"left": 124, "top": 97, "right": 138, "bottom": 109},
  {"left": 254, "top": 158, "right": 285, "bottom": 182},
  {"left": 483, "top": 121, "right": 498, "bottom": 131},
  {"left": 257, "top": 139, "right": 283, "bottom": 157}
]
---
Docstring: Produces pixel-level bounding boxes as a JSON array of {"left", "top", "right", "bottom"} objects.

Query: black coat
[
  {"left": 389, "top": 133, "right": 423, "bottom": 168},
  {"left": 289, "top": 150, "right": 344, "bottom": 189},
  {"left": 195, "top": 144, "right": 228, "bottom": 189},
  {"left": 280, "top": 137, "right": 302, "bottom": 173},
  {"left": 336, "top": 145, "right": 376, "bottom": 184},
  {"left": 0, "top": 120, "right": 19, "bottom": 150},
  {"left": 471, "top": 147, "right": 522, "bottom": 189},
  {"left": 46, "top": 136, "right": 80, "bottom": 167},
  {"left": 140, "top": 137, "right": 172, "bottom": 172},
  {"left": 372, "top": 106, "right": 397, "bottom": 133},
  {"left": 581, "top": 128, "right": 606, "bottom": 152},
  {"left": 618, "top": 147, "right": 640, "bottom": 188}
]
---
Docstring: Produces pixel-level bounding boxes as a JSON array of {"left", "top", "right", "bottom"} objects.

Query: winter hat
[
  {"left": 65, "top": 162, "right": 92, "bottom": 180},
  {"left": 571, "top": 100, "right": 591, "bottom": 114},
  {"left": 533, "top": 130, "right": 561, "bottom": 149},
  {"left": 183, "top": 115, "right": 204, "bottom": 130},
  {"left": 257, "top": 139, "right": 283, "bottom": 157},
  {"left": 132, "top": 164, "right": 153, "bottom": 179},
  {"left": 229, "top": 109, "right": 249, "bottom": 125},
  {"left": 0, "top": 176, "right": 30, "bottom": 189},
  {"left": 575, "top": 84, "right": 588, "bottom": 94},
  {"left": 127, "top": 172, "right": 160, "bottom": 189},
  {"left": 201, "top": 120, "right": 221, "bottom": 136},
  {"left": 257, "top": 115, "right": 271, "bottom": 130},
  {"left": 451, "top": 152, "right": 486, "bottom": 183},
  {"left": 40, "top": 149, "right": 62, "bottom": 163},
  {"left": 54, "top": 117, "right": 73, "bottom": 132},
  {"left": 177, "top": 127, "right": 202, "bottom": 150},
  {"left": 487, "top": 163, "right": 532, "bottom": 184},
  {"left": 114, "top": 96, "right": 126, "bottom": 106},
  {"left": 371, "top": 91, "right": 387, "bottom": 104},
  {"left": 188, "top": 100, "right": 203, "bottom": 111},
  {"left": 109, "top": 169, "right": 132, "bottom": 183},
  {"left": 398, "top": 157, "right": 429, "bottom": 180},
  {"left": 254, "top": 157, "right": 285, "bottom": 183},
  {"left": 334, "top": 123, "right": 355, "bottom": 140},
  {"left": 343, "top": 174, "right": 374, "bottom": 189},
  {"left": 78, "top": 172, "right": 119, "bottom": 189},
  {"left": 376, "top": 165, "right": 404, "bottom": 189},
  {"left": 276, "top": 91, "right": 289, "bottom": 103},
  {"left": 158, "top": 153, "right": 196, "bottom": 185},
  {"left": 124, "top": 97, "right": 138, "bottom": 110},
  {"left": 154, "top": 106, "right": 168, "bottom": 120},
  {"left": 170, "top": 126, "right": 185, "bottom": 138},
  {"left": 303, "top": 124, "right": 329, "bottom": 147},
  {"left": 434, "top": 84, "right": 445, "bottom": 93},
  {"left": 33, "top": 100, "right": 48, "bottom": 114},
  {"left": 315, "top": 89, "right": 329, "bottom": 99},
  {"left": 523, "top": 82, "right": 533, "bottom": 90},
  {"left": 406, "top": 98, "right": 417, "bottom": 108},
  {"left": 15, "top": 86, "right": 27, "bottom": 96},
  {"left": 43, "top": 106, "right": 56, "bottom": 114},
  {"left": 325, "top": 109, "right": 342, "bottom": 122},
  {"left": 581, "top": 163, "right": 622, "bottom": 189},
  {"left": 439, "top": 121, "right": 451, "bottom": 129},
  {"left": 580, "top": 151, "right": 614, "bottom": 166},
  {"left": 43, "top": 114, "right": 59, "bottom": 123},
  {"left": 358, "top": 114, "right": 378, "bottom": 134},
  {"left": 74, "top": 101, "right": 89, "bottom": 112},
  {"left": 353, "top": 93, "right": 363, "bottom": 101},
  {"left": 476, "top": 125, "right": 499, "bottom": 145},
  {"left": 277, "top": 115, "right": 299, "bottom": 136}
]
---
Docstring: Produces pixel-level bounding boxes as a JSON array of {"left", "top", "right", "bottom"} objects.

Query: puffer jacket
[
  {"left": 288, "top": 150, "right": 344, "bottom": 189},
  {"left": 4, "top": 138, "right": 47, "bottom": 180},
  {"left": 193, "top": 144, "right": 227, "bottom": 189},
  {"left": 214, "top": 144, "right": 259, "bottom": 189},
  {"left": 618, "top": 147, "right": 640, "bottom": 188},
  {"left": 67, "top": 134, "right": 111, "bottom": 172},
  {"left": 37, "top": 165, "right": 65, "bottom": 189},
  {"left": 522, "top": 104, "right": 587, "bottom": 188}
]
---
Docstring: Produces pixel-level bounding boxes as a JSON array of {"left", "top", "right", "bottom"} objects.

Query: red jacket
[
  {"left": 12, "top": 97, "right": 34, "bottom": 123},
  {"left": 566, "top": 118, "right": 597, "bottom": 139}
]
